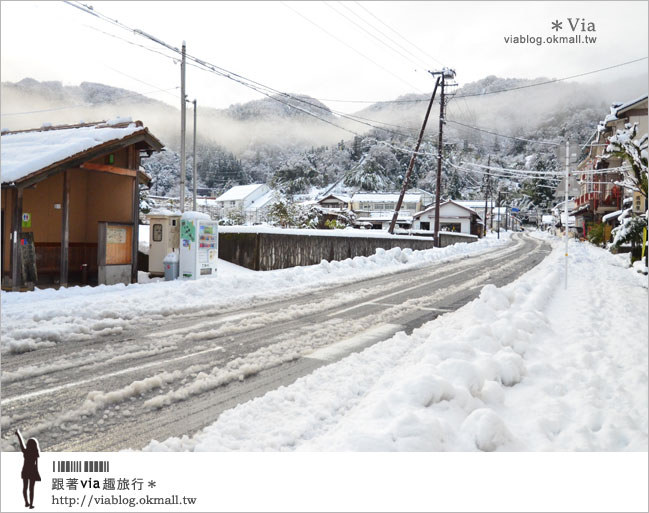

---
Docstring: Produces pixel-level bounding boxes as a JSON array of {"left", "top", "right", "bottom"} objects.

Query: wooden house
[{"left": 1, "top": 120, "right": 163, "bottom": 290}]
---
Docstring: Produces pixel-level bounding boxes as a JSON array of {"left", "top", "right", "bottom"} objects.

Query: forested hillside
[{"left": 2, "top": 75, "right": 646, "bottom": 218}]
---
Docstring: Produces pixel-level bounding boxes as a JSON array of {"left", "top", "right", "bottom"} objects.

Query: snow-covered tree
[
  {"left": 344, "top": 144, "right": 399, "bottom": 191},
  {"left": 606, "top": 122, "right": 648, "bottom": 198}
]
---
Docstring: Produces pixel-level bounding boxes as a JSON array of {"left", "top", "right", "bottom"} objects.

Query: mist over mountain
[{"left": 2, "top": 73, "right": 647, "bottom": 214}]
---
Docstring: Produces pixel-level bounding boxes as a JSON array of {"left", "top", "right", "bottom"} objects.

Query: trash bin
[{"left": 163, "top": 251, "right": 179, "bottom": 281}]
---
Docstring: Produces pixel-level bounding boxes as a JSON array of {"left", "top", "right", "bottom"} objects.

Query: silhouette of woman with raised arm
[{"left": 16, "top": 430, "right": 40, "bottom": 509}]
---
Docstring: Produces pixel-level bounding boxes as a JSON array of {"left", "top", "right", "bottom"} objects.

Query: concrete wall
[{"left": 218, "top": 231, "right": 477, "bottom": 271}]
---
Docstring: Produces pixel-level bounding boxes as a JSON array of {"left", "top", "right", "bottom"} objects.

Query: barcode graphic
[{"left": 53, "top": 461, "right": 110, "bottom": 472}]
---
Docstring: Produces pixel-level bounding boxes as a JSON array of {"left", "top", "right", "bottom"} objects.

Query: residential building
[
  {"left": 350, "top": 192, "right": 424, "bottom": 230},
  {"left": 316, "top": 194, "right": 351, "bottom": 211},
  {"left": 412, "top": 200, "right": 483, "bottom": 236},
  {"left": 455, "top": 200, "right": 494, "bottom": 231},
  {"left": 574, "top": 95, "right": 648, "bottom": 237},
  {"left": 213, "top": 183, "right": 277, "bottom": 223}
]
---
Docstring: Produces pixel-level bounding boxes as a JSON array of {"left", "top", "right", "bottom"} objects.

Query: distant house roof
[
  {"left": 356, "top": 213, "right": 412, "bottom": 222},
  {"left": 454, "top": 200, "right": 494, "bottom": 209},
  {"left": 353, "top": 193, "right": 421, "bottom": 203},
  {"left": 1, "top": 119, "right": 164, "bottom": 186},
  {"left": 406, "top": 187, "right": 434, "bottom": 196},
  {"left": 250, "top": 189, "right": 277, "bottom": 210},
  {"left": 318, "top": 193, "right": 351, "bottom": 204},
  {"left": 215, "top": 183, "right": 268, "bottom": 202},
  {"left": 413, "top": 199, "right": 480, "bottom": 219}
]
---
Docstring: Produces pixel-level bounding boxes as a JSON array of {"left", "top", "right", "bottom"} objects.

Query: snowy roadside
[
  {"left": 144, "top": 234, "right": 648, "bottom": 451},
  {"left": 1, "top": 232, "right": 511, "bottom": 354}
]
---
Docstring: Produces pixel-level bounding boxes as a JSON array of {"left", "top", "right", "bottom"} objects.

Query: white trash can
[{"left": 163, "top": 251, "right": 179, "bottom": 281}]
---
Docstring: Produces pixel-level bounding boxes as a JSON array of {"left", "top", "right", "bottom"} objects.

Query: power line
[
  {"left": 104, "top": 64, "right": 181, "bottom": 101},
  {"left": 340, "top": 2, "right": 433, "bottom": 70},
  {"left": 287, "top": 55, "right": 648, "bottom": 106},
  {"left": 1, "top": 86, "right": 180, "bottom": 117},
  {"left": 353, "top": 1, "right": 445, "bottom": 67},
  {"left": 445, "top": 119, "right": 561, "bottom": 146},
  {"left": 66, "top": 1, "right": 424, "bottom": 139},
  {"left": 280, "top": 1, "right": 425, "bottom": 93},
  {"left": 455, "top": 57, "right": 648, "bottom": 98},
  {"left": 326, "top": 2, "right": 425, "bottom": 71},
  {"left": 446, "top": 160, "right": 561, "bottom": 183}
]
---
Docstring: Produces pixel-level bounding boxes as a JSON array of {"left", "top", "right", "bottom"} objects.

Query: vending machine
[{"left": 178, "top": 212, "right": 219, "bottom": 280}]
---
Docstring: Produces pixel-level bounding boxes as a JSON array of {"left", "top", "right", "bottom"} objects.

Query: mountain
[
  {"left": 2, "top": 75, "right": 647, "bottom": 215},
  {"left": 224, "top": 94, "right": 334, "bottom": 121}
]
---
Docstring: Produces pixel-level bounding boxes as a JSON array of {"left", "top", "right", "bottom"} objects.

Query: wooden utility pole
[
  {"left": 497, "top": 189, "right": 501, "bottom": 239},
  {"left": 483, "top": 154, "right": 490, "bottom": 237},
  {"left": 388, "top": 76, "right": 441, "bottom": 234},
  {"left": 433, "top": 69, "right": 455, "bottom": 247},
  {"left": 180, "top": 40, "right": 187, "bottom": 212}
]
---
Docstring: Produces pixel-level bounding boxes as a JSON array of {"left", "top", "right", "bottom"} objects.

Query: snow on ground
[
  {"left": 144, "top": 234, "right": 648, "bottom": 452},
  {"left": 1, "top": 232, "right": 510, "bottom": 354},
  {"left": 218, "top": 224, "right": 441, "bottom": 240}
]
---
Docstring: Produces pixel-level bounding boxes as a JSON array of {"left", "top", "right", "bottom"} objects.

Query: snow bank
[
  {"left": 219, "top": 225, "right": 436, "bottom": 241},
  {"left": 145, "top": 235, "right": 647, "bottom": 452},
  {"left": 1, "top": 233, "right": 510, "bottom": 354}
]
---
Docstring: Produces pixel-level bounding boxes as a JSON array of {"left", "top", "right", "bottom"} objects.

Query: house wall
[
  {"left": 415, "top": 214, "right": 470, "bottom": 233},
  {"left": 85, "top": 171, "right": 133, "bottom": 242},
  {"left": 2, "top": 168, "right": 134, "bottom": 277},
  {"left": 16, "top": 169, "right": 132, "bottom": 245}
]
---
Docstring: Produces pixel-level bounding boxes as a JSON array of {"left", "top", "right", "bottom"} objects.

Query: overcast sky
[{"left": 1, "top": 1, "right": 647, "bottom": 114}]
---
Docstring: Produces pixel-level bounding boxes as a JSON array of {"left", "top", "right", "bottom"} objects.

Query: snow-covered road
[
  {"left": 1, "top": 232, "right": 554, "bottom": 451},
  {"left": 3, "top": 232, "right": 645, "bottom": 452},
  {"left": 145, "top": 233, "right": 647, "bottom": 452}
]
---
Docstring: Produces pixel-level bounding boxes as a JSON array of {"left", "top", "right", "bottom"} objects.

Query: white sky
[{"left": 1, "top": 1, "right": 647, "bottom": 114}]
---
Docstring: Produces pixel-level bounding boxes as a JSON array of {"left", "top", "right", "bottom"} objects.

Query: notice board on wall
[{"left": 98, "top": 223, "right": 133, "bottom": 266}]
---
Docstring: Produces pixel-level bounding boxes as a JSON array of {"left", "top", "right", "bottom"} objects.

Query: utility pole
[
  {"left": 192, "top": 98, "right": 197, "bottom": 211},
  {"left": 433, "top": 68, "right": 455, "bottom": 247},
  {"left": 388, "top": 75, "right": 441, "bottom": 234},
  {"left": 180, "top": 40, "right": 187, "bottom": 213},
  {"left": 497, "top": 189, "right": 501, "bottom": 239},
  {"left": 563, "top": 139, "right": 570, "bottom": 289},
  {"left": 483, "top": 154, "right": 490, "bottom": 237},
  {"left": 490, "top": 185, "right": 494, "bottom": 230}
]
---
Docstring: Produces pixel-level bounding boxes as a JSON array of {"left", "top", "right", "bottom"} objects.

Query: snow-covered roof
[
  {"left": 353, "top": 193, "right": 421, "bottom": 203},
  {"left": 414, "top": 200, "right": 480, "bottom": 219},
  {"left": 318, "top": 194, "right": 351, "bottom": 203},
  {"left": 406, "top": 187, "right": 434, "bottom": 196},
  {"left": 602, "top": 95, "right": 648, "bottom": 127},
  {"left": 215, "top": 184, "right": 267, "bottom": 202},
  {"left": 1, "top": 120, "right": 161, "bottom": 185},
  {"left": 454, "top": 200, "right": 494, "bottom": 208},
  {"left": 357, "top": 213, "right": 412, "bottom": 221},
  {"left": 249, "top": 190, "right": 277, "bottom": 210},
  {"left": 614, "top": 95, "right": 648, "bottom": 117}
]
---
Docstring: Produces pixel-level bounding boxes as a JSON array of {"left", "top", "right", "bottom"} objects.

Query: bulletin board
[{"left": 98, "top": 222, "right": 133, "bottom": 265}]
